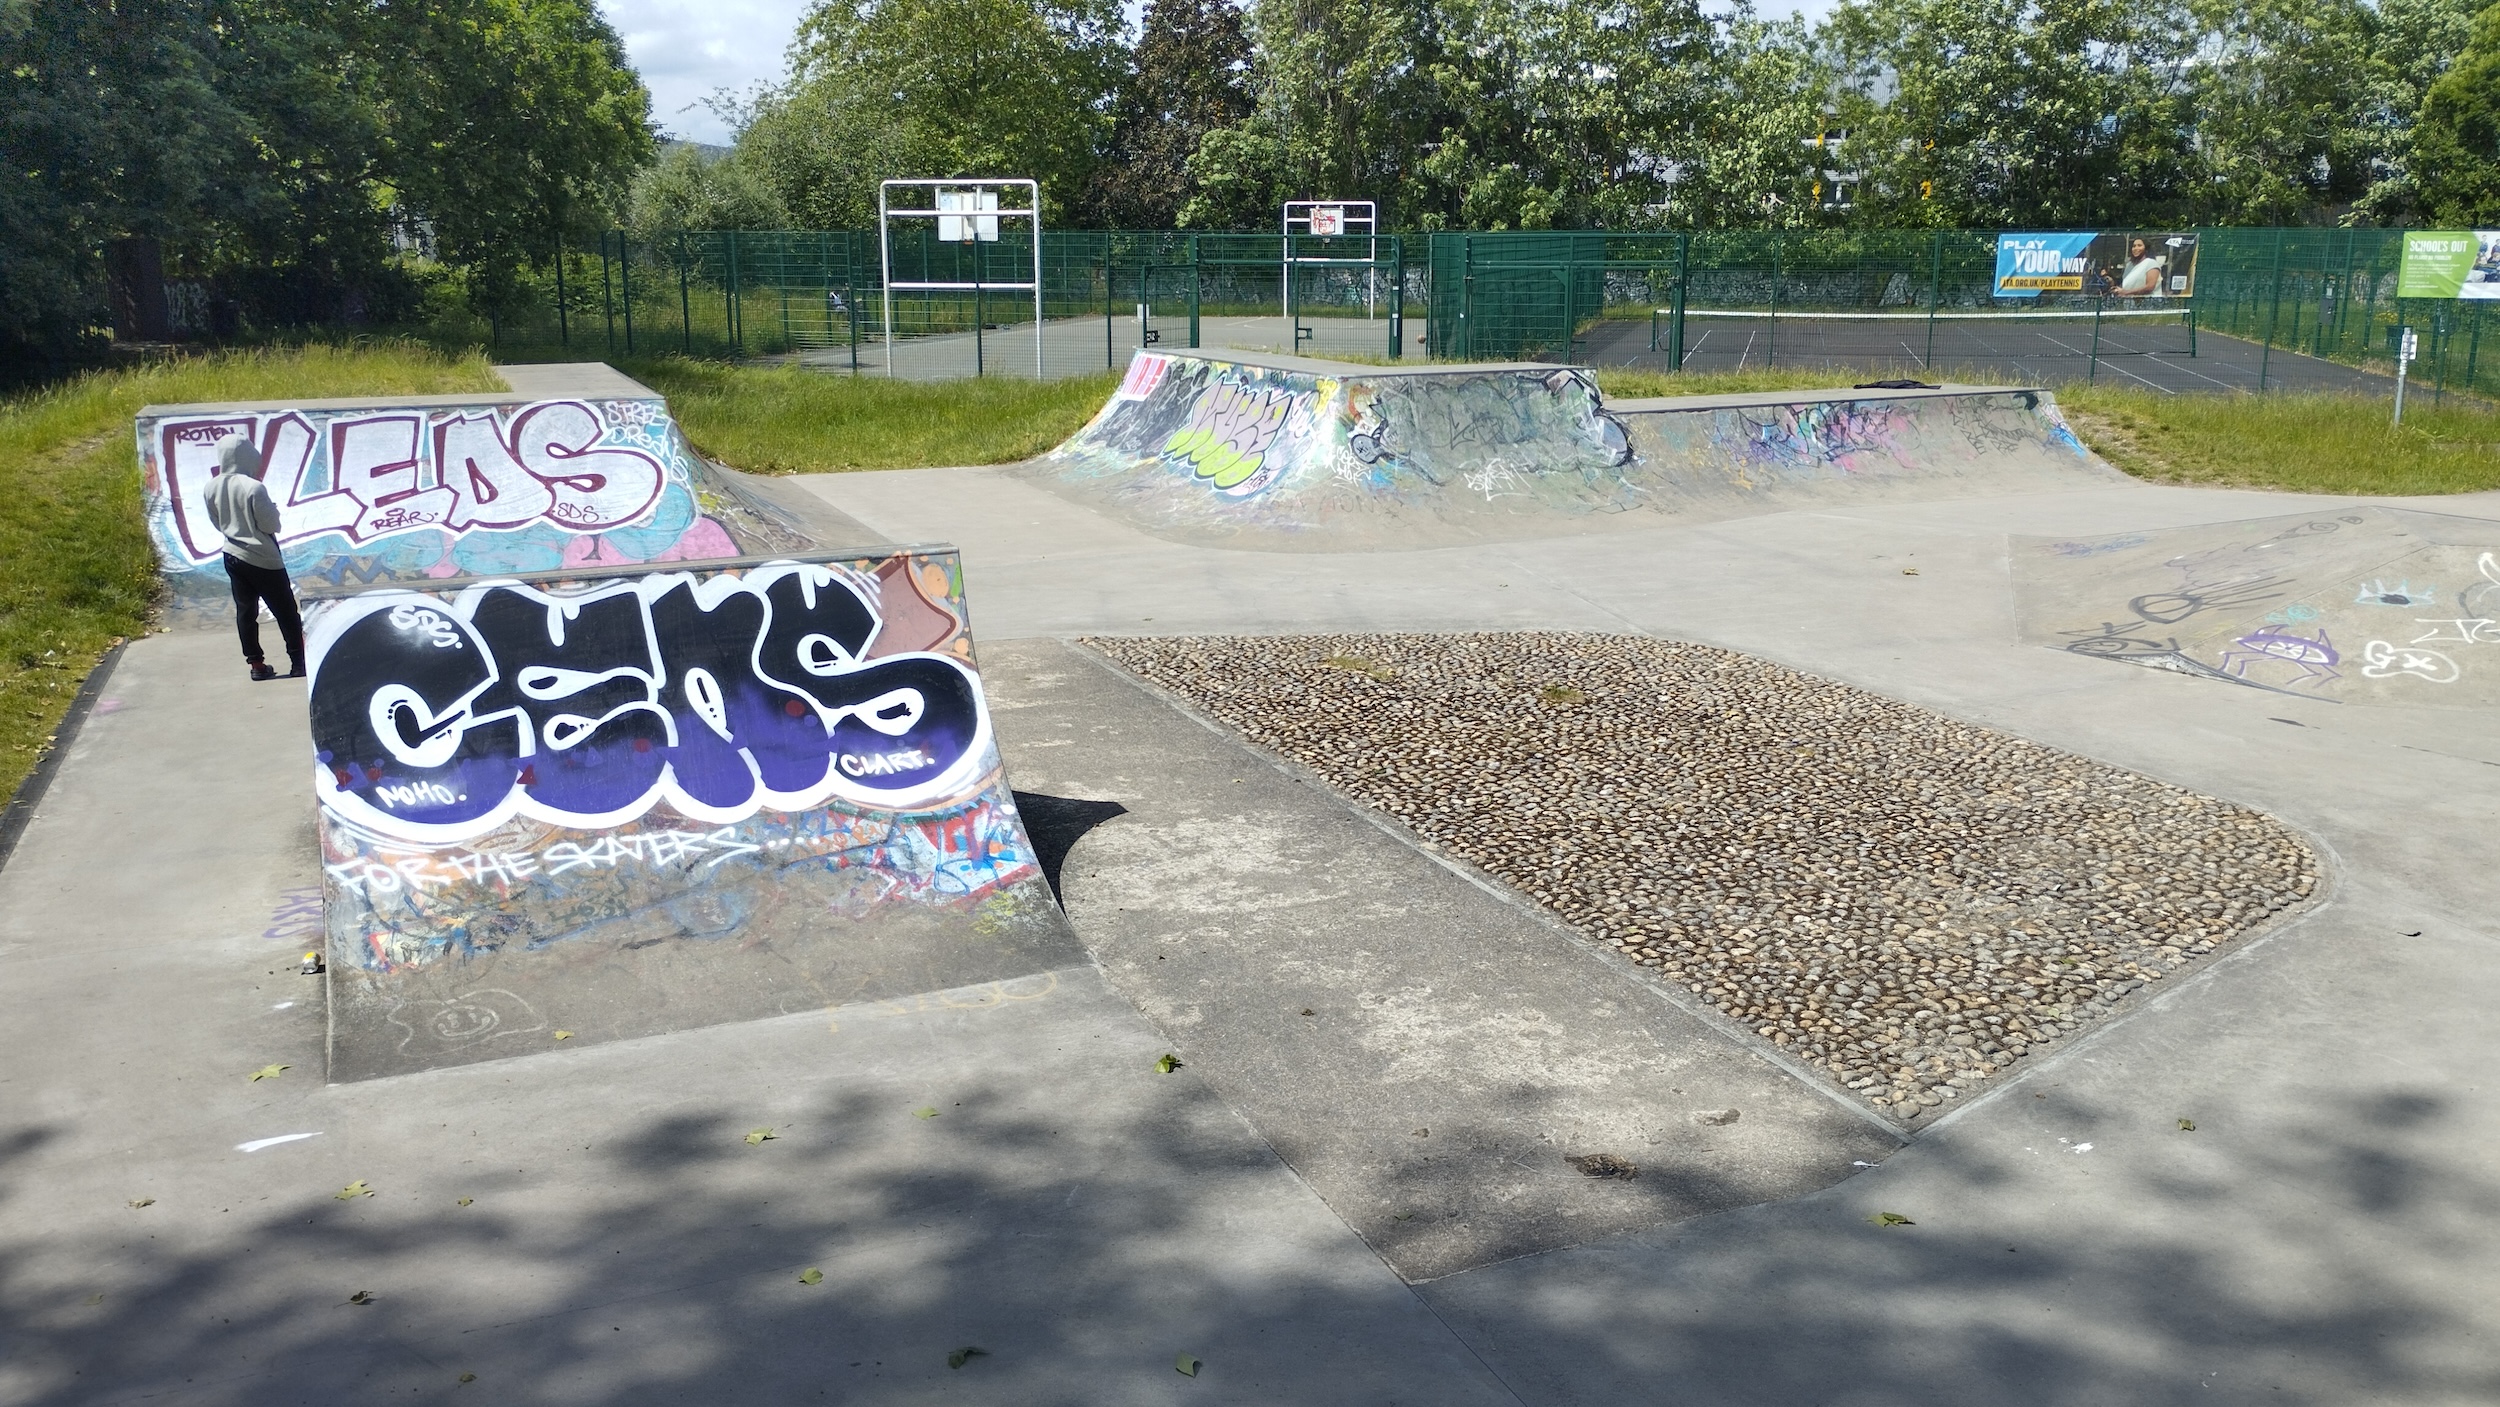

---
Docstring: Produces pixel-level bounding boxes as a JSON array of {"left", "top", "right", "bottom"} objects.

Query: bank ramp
[
  {"left": 2015, "top": 505, "right": 2500, "bottom": 708},
  {"left": 305, "top": 547, "right": 1082, "bottom": 1081},
  {"left": 1029, "top": 348, "right": 2122, "bottom": 549},
  {"left": 137, "top": 364, "right": 851, "bottom": 625}
]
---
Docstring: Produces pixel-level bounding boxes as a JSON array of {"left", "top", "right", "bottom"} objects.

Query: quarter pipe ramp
[{"left": 1029, "top": 349, "right": 2123, "bottom": 549}]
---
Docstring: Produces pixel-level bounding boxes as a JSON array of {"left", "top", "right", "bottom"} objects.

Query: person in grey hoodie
[{"left": 201, "top": 433, "right": 304, "bottom": 680}]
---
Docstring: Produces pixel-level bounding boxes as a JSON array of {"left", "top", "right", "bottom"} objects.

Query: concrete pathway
[{"left": 4, "top": 444, "right": 2495, "bottom": 1403}]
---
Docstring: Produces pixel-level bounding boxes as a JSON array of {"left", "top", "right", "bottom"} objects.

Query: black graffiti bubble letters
[
  {"left": 466, "top": 585, "right": 671, "bottom": 820},
  {"left": 647, "top": 578, "right": 815, "bottom": 811},
  {"left": 310, "top": 599, "right": 517, "bottom": 832}
]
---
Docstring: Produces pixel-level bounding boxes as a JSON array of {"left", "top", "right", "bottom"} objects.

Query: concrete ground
[{"left": 5, "top": 419, "right": 2497, "bottom": 1402}]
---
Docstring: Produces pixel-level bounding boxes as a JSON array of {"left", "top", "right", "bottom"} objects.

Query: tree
[
  {"left": 2408, "top": 0, "right": 2500, "bottom": 223},
  {"left": 1087, "top": 0, "right": 1252, "bottom": 227},
  {"left": 1826, "top": 0, "right": 2199, "bottom": 228},
  {"left": 379, "top": 0, "right": 654, "bottom": 315},
  {"left": 628, "top": 144, "right": 790, "bottom": 234},
  {"left": 2354, "top": 0, "right": 2485, "bottom": 220},
  {"left": 2184, "top": 0, "right": 2377, "bottom": 225},
  {"left": 745, "top": 0, "right": 1124, "bottom": 225}
]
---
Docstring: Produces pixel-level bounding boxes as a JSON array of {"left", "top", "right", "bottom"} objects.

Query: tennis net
[{"left": 1654, "top": 305, "right": 2197, "bottom": 375}]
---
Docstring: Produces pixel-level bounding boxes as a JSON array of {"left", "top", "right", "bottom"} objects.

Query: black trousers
[{"left": 224, "top": 555, "right": 304, "bottom": 667}]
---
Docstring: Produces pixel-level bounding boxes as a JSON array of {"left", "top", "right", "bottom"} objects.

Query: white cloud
[{"left": 600, "top": 0, "right": 813, "bottom": 144}]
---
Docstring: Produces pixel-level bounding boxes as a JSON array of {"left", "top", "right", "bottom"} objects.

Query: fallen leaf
[
  {"left": 946, "top": 1346, "right": 987, "bottom": 1369},
  {"left": 1566, "top": 1153, "right": 1639, "bottom": 1180},
  {"left": 745, "top": 1127, "right": 776, "bottom": 1145},
  {"left": 1176, "top": 1353, "right": 1202, "bottom": 1377},
  {"left": 84, "top": 1293, "right": 103, "bottom": 1306},
  {"left": 127, "top": 1197, "right": 155, "bottom": 1209},
  {"left": 1902, "top": 567, "right": 1921, "bottom": 576},
  {"left": 459, "top": 1373, "right": 476, "bottom": 1384},
  {"left": 1155, "top": 1053, "right": 1182, "bottom": 1074},
  {"left": 335, "top": 1181, "right": 374, "bottom": 1200},
  {"left": 553, "top": 1030, "right": 574, "bottom": 1041},
  {"left": 798, "top": 1268, "right": 823, "bottom": 1286},
  {"left": 249, "top": 1064, "right": 288, "bottom": 1082},
  {"left": 1869, "top": 1212, "right": 1915, "bottom": 1227},
  {"left": 347, "top": 1290, "right": 375, "bottom": 1305},
  {"left": 1299, "top": 1008, "right": 1315, "bottom": 1017},
  {"left": 913, "top": 1107, "right": 938, "bottom": 1119},
  {"left": 456, "top": 1197, "right": 473, "bottom": 1207},
  {"left": 2177, "top": 1118, "right": 2196, "bottom": 1132}
]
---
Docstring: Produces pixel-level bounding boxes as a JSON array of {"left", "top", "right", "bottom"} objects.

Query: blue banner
[{"left": 1994, "top": 233, "right": 2097, "bottom": 298}]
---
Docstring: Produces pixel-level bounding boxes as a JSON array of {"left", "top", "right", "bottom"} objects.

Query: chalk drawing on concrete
[{"left": 2015, "top": 506, "right": 2500, "bottom": 708}]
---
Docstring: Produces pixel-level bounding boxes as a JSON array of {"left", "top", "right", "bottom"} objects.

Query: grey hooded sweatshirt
[{"left": 201, "top": 434, "right": 286, "bottom": 571}]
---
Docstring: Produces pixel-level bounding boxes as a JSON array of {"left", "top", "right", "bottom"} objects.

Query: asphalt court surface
[{"left": 1579, "top": 311, "right": 2389, "bottom": 394}]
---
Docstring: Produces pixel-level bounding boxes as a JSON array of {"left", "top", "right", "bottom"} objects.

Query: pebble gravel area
[{"left": 1085, "top": 631, "right": 2319, "bottom": 1121}]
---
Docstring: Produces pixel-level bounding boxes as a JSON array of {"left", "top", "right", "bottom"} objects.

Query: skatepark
[{"left": 4, "top": 352, "right": 2497, "bottom": 1405}]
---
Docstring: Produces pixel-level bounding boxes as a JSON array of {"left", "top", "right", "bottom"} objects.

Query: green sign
[{"left": 2399, "top": 230, "right": 2500, "bottom": 300}]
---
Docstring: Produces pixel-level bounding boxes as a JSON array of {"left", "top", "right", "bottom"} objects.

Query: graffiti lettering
[
  {"left": 157, "top": 399, "right": 666, "bottom": 564},
  {"left": 307, "top": 561, "right": 990, "bottom": 845},
  {"left": 1163, "top": 380, "right": 1302, "bottom": 494},
  {"left": 2361, "top": 640, "right": 2461, "bottom": 683}
]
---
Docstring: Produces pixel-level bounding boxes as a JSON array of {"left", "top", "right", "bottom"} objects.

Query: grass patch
[
  {"left": 0, "top": 341, "right": 499, "bottom": 802},
  {"left": 2059, "top": 387, "right": 2500, "bottom": 496},
  {"left": 618, "top": 357, "right": 1122, "bottom": 473}
]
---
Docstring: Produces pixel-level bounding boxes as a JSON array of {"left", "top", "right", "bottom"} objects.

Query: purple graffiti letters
[{"left": 308, "top": 561, "right": 991, "bottom": 844}]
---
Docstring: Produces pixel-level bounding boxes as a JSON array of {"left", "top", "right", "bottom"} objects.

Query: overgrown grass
[
  {"left": 620, "top": 357, "right": 1122, "bottom": 473},
  {"left": 0, "top": 342, "right": 499, "bottom": 801},
  {"left": 2058, "top": 387, "right": 2500, "bottom": 496}
]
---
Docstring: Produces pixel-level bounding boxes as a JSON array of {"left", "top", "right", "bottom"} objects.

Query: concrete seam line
[
  {"left": 0, "top": 640, "right": 127, "bottom": 880},
  {"left": 1057, "top": 635, "right": 1913, "bottom": 1145}
]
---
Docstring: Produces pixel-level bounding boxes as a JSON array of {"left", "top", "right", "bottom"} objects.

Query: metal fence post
[
  {"left": 678, "top": 234, "right": 693, "bottom": 355},
  {"left": 1672, "top": 231, "right": 1688, "bottom": 369},
  {"left": 1768, "top": 231, "right": 1782, "bottom": 368},
  {"left": 1461, "top": 235, "right": 1474, "bottom": 360},
  {"left": 1105, "top": 252, "right": 1115, "bottom": 368},
  {"left": 621, "top": 233, "right": 636, "bottom": 354},
  {"left": 2260, "top": 227, "right": 2283, "bottom": 391},
  {"left": 725, "top": 233, "right": 742, "bottom": 357},
  {"left": 600, "top": 232, "right": 615, "bottom": 354},
  {"left": 1189, "top": 235, "right": 1201, "bottom": 349},
  {"left": 1926, "top": 230, "right": 1941, "bottom": 369},
  {"left": 555, "top": 241, "right": 570, "bottom": 348},
  {"left": 1388, "top": 236, "right": 1404, "bottom": 359}
]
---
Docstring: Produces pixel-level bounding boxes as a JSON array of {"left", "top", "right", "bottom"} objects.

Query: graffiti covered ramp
[
  {"left": 1028, "top": 348, "right": 2124, "bottom": 551},
  {"left": 308, "top": 547, "right": 1081, "bottom": 1080},
  {"left": 2014, "top": 505, "right": 2500, "bottom": 708},
  {"left": 136, "top": 368, "right": 851, "bottom": 627}
]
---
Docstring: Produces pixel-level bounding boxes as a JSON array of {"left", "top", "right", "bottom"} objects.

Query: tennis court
[{"left": 1577, "top": 305, "right": 2387, "bottom": 395}]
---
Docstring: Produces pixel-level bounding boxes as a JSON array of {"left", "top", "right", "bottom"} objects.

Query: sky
[{"left": 603, "top": 0, "right": 1840, "bottom": 147}]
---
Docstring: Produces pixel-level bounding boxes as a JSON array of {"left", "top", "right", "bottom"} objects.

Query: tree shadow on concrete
[{"left": 1417, "top": 1081, "right": 2500, "bottom": 1406}]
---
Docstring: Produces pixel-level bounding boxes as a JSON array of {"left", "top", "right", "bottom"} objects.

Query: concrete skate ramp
[
  {"left": 305, "top": 547, "right": 1081, "bottom": 1081},
  {"left": 138, "top": 371, "right": 843, "bottom": 626},
  {"left": 2013, "top": 505, "right": 2500, "bottom": 708},
  {"left": 1029, "top": 349, "right": 2121, "bottom": 549}
]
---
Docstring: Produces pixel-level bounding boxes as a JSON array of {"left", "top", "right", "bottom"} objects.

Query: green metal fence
[
  {"left": 492, "top": 230, "right": 1412, "bottom": 377},
  {"left": 2195, "top": 227, "right": 2495, "bottom": 402}
]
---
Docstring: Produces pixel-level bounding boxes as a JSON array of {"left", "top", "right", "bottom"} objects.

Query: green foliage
[
  {"left": 629, "top": 145, "right": 791, "bottom": 235},
  {"left": 383, "top": 0, "right": 655, "bottom": 316},
  {"left": 0, "top": 0, "right": 650, "bottom": 368},
  {"left": 1828, "top": 0, "right": 2199, "bottom": 228},
  {"left": 1091, "top": 0, "right": 1253, "bottom": 227},
  {"left": 2408, "top": 1, "right": 2500, "bottom": 224},
  {"left": 0, "top": 342, "right": 498, "bottom": 799},
  {"left": 742, "top": 0, "right": 1124, "bottom": 229}
]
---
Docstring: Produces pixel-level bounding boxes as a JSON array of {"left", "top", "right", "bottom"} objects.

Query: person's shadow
[{"left": 1011, "top": 792, "right": 1128, "bottom": 901}]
